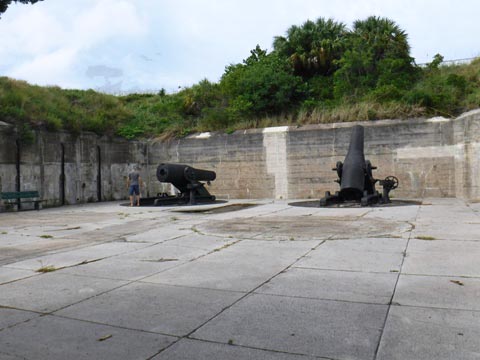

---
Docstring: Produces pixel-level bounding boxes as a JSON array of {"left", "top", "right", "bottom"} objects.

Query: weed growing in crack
[
  {"left": 36, "top": 265, "right": 56, "bottom": 273},
  {"left": 415, "top": 235, "right": 436, "bottom": 240}
]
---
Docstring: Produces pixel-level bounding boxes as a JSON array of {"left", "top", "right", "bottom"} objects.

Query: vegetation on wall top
[{"left": 1, "top": 16, "right": 480, "bottom": 139}]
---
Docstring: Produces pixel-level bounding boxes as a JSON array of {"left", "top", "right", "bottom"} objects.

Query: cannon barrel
[
  {"left": 156, "top": 163, "right": 217, "bottom": 205},
  {"left": 156, "top": 163, "right": 216, "bottom": 184},
  {"left": 339, "top": 125, "right": 366, "bottom": 200},
  {"left": 184, "top": 166, "right": 216, "bottom": 182}
]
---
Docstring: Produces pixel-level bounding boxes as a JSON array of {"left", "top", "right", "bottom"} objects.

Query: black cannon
[
  {"left": 320, "top": 125, "right": 398, "bottom": 206},
  {"left": 153, "top": 163, "right": 216, "bottom": 205}
]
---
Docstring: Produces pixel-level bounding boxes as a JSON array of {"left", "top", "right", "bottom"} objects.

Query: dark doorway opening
[
  {"left": 97, "top": 146, "right": 102, "bottom": 202},
  {"left": 15, "top": 139, "right": 21, "bottom": 209},
  {"left": 60, "top": 143, "right": 65, "bottom": 205}
]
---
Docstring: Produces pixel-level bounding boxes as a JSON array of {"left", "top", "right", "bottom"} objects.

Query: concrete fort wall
[{"left": 1, "top": 109, "right": 479, "bottom": 208}]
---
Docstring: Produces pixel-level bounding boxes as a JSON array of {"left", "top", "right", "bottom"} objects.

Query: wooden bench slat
[
  {"left": 1, "top": 191, "right": 43, "bottom": 211},
  {"left": 1, "top": 191, "right": 40, "bottom": 200}
]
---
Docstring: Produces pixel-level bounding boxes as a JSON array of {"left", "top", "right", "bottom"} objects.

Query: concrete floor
[{"left": 0, "top": 198, "right": 479, "bottom": 360}]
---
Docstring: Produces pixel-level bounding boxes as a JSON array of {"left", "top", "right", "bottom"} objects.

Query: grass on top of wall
[{"left": 1, "top": 58, "right": 480, "bottom": 141}]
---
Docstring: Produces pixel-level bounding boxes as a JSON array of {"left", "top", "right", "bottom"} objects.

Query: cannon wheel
[{"left": 384, "top": 176, "right": 399, "bottom": 190}]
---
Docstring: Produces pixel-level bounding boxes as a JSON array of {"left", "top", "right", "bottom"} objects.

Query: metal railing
[{"left": 417, "top": 57, "right": 478, "bottom": 67}]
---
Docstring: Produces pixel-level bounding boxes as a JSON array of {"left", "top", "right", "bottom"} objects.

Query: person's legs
[
  {"left": 134, "top": 185, "right": 140, "bottom": 206},
  {"left": 128, "top": 186, "right": 134, "bottom": 206}
]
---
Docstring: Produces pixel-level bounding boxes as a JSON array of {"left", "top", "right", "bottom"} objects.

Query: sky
[{"left": 1, "top": 0, "right": 479, "bottom": 94}]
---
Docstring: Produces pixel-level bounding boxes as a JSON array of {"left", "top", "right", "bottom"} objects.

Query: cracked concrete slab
[
  {"left": 153, "top": 233, "right": 239, "bottom": 254},
  {"left": 124, "top": 224, "right": 194, "bottom": 243},
  {"left": 142, "top": 239, "right": 318, "bottom": 292},
  {"left": 411, "top": 222, "right": 480, "bottom": 241},
  {"left": 377, "top": 306, "right": 480, "bottom": 360},
  {"left": 1, "top": 198, "right": 479, "bottom": 359},
  {"left": 154, "top": 338, "right": 317, "bottom": 360},
  {"left": 394, "top": 274, "right": 480, "bottom": 311},
  {"left": 256, "top": 267, "right": 398, "bottom": 304},
  {"left": 0, "top": 272, "right": 128, "bottom": 312},
  {"left": 0, "top": 308, "right": 40, "bottom": 331},
  {"left": 403, "top": 239, "right": 480, "bottom": 277},
  {"left": 0, "top": 267, "right": 37, "bottom": 284},
  {"left": 55, "top": 282, "right": 244, "bottom": 336},
  {"left": 59, "top": 256, "right": 184, "bottom": 281},
  {"left": 296, "top": 237, "right": 407, "bottom": 273},
  {"left": 191, "top": 293, "right": 388, "bottom": 360},
  {"left": 362, "top": 205, "right": 420, "bottom": 222},
  {"left": 4, "top": 241, "right": 150, "bottom": 272},
  {"left": 0, "top": 314, "right": 176, "bottom": 360}
]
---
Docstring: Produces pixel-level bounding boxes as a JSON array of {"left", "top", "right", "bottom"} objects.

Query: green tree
[
  {"left": 0, "top": 0, "right": 43, "bottom": 17},
  {"left": 273, "top": 18, "right": 348, "bottom": 78},
  {"left": 333, "top": 16, "right": 417, "bottom": 100},
  {"left": 221, "top": 46, "right": 305, "bottom": 118},
  {"left": 427, "top": 53, "right": 444, "bottom": 71}
]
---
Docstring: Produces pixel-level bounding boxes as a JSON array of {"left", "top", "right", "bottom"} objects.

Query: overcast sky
[{"left": 1, "top": 0, "right": 479, "bottom": 94}]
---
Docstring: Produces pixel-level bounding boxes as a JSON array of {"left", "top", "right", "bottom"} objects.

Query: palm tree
[
  {"left": 352, "top": 16, "right": 411, "bottom": 64},
  {"left": 333, "top": 16, "right": 416, "bottom": 98},
  {"left": 273, "top": 18, "right": 348, "bottom": 77}
]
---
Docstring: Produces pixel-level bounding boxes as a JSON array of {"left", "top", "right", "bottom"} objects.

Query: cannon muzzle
[{"left": 155, "top": 163, "right": 216, "bottom": 205}]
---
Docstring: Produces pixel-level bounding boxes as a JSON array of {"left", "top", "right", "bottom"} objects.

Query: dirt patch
[{"left": 196, "top": 215, "right": 412, "bottom": 240}]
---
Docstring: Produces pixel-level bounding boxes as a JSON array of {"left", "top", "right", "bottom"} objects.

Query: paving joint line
[
  {"left": 387, "top": 303, "right": 480, "bottom": 313},
  {"left": 373, "top": 199, "right": 422, "bottom": 359},
  {"left": 149, "top": 237, "right": 329, "bottom": 358},
  {"left": 251, "top": 291, "right": 390, "bottom": 307},
  {"left": 177, "top": 337, "right": 337, "bottom": 360},
  {"left": 292, "top": 266, "right": 401, "bottom": 275}
]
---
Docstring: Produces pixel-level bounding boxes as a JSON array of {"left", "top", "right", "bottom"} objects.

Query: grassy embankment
[{"left": 1, "top": 58, "right": 479, "bottom": 141}]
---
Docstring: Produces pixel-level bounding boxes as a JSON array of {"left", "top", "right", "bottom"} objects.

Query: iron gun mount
[
  {"left": 154, "top": 163, "right": 216, "bottom": 205},
  {"left": 320, "top": 125, "right": 398, "bottom": 206}
]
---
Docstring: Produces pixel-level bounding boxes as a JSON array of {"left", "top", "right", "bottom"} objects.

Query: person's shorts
[{"left": 128, "top": 185, "right": 140, "bottom": 196}]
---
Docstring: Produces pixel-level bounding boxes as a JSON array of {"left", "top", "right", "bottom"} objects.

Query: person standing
[{"left": 127, "top": 166, "right": 143, "bottom": 206}]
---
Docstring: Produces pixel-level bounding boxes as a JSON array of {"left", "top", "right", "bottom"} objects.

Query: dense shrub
[{"left": 220, "top": 46, "right": 306, "bottom": 118}]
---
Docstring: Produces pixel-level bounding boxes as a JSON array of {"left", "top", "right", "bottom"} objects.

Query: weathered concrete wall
[
  {"left": 0, "top": 124, "right": 148, "bottom": 207},
  {"left": 151, "top": 110, "right": 480, "bottom": 201},
  {"left": 1, "top": 109, "right": 480, "bottom": 208}
]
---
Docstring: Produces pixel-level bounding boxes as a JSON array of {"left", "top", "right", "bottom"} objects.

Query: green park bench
[{"left": 0, "top": 191, "right": 43, "bottom": 211}]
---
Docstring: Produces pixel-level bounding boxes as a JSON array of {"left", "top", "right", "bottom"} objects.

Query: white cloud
[
  {"left": 71, "top": 0, "right": 147, "bottom": 49},
  {"left": 1, "top": 0, "right": 480, "bottom": 92},
  {"left": 1, "top": 0, "right": 148, "bottom": 88},
  {"left": 0, "top": 7, "right": 66, "bottom": 59},
  {"left": 9, "top": 47, "right": 81, "bottom": 88}
]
